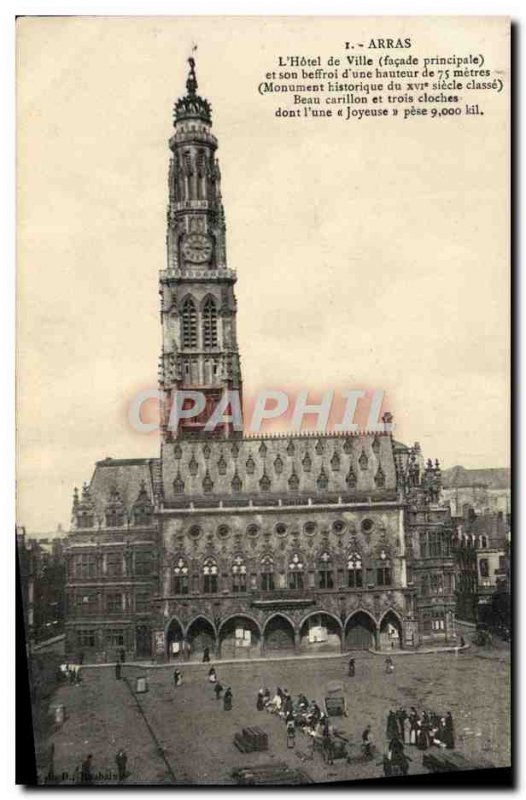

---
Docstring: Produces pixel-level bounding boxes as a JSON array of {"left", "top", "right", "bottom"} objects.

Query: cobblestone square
[{"left": 40, "top": 644, "right": 510, "bottom": 785}]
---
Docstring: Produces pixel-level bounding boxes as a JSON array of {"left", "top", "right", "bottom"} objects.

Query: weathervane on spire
[{"left": 186, "top": 44, "right": 198, "bottom": 95}]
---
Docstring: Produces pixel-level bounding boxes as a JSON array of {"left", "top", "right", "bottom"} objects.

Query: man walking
[
  {"left": 80, "top": 754, "right": 94, "bottom": 784},
  {"left": 115, "top": 749, "right": 127, "bottom": 782}
]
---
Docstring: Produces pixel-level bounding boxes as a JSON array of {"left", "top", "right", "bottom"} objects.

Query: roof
[{"left": 86, "top": 458, "right": 160, "bottom": 522}]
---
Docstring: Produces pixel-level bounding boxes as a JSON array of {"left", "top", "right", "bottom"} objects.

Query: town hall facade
[{"left": 64, "top": 60, "right": 457, "bottom": 662}]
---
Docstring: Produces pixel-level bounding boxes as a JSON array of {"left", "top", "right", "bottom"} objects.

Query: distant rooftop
[{"left": 442, "top": 466, "right": 510, "bottom": 490}]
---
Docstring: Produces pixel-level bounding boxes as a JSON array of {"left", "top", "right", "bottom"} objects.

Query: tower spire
[{"left": 186, "top": 55, "right": 198, "bottom": 96}]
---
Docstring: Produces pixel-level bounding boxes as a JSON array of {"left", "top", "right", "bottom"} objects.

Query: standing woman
[
  {"left": 223, "top": 687, "right": 233, "bottom": 711},
  {"left": 348, "top": 658, "right": 355, "bottom": 677},
  {"left": 445, "top": 711, "right": 455, "bottom": 749}
]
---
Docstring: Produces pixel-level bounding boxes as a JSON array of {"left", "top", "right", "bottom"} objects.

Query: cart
[{"left": 324, "top": 681, "right": 348, "bottom": 717}]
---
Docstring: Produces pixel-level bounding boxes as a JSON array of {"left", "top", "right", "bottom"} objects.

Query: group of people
[
  {"left": 255, "top": 686, "right": 334, "bottom": 750},
  {"left": 386, "top": 707, "right": 455, "bottom": 751}
]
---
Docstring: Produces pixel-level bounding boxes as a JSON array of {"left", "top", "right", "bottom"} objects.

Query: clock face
[{"left": 181, "top": 234, "right": 213, "bottom": 264}]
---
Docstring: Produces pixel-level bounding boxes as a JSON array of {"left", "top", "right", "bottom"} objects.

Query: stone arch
[
  {"left": 165, "top": 616, "right": 184, "bottom": 661},
  {"left": 263, "top": 613, "right": 296, "bottom": 654},
  {"left": 344, "top": 609, "right": 378, "bottom": 651},
  {"left": 299, "top": 611, "right": 343, "bottom": 654},
  {"left": 185, "top": 615, "right": 217, "bottom": 659},
  {"left": 218, "top": 614, "right": 262, "bottom": 659},
  {"left": 379, "top": 608, "right": 403, "bottom": 650}
]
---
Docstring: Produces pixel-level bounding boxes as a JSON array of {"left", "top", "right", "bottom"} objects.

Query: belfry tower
[{"left": 159, "top": 58, "right": 242, "bottom": 439}]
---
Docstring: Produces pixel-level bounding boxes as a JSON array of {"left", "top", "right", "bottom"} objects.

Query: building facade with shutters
[{"left": 64, "top": 60, "right": 457, "bottom": 662}]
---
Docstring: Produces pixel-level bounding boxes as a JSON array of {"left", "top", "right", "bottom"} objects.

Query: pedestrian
[
  {"left": 115, "top": 661, "right": 121, "bottom": 680},
  {"left": 386, "top": 710, "right": 398, "bottom": 740},
  {"left": 78, "top": 651, "right": 84, "bottom": 666},
  {"left": 214, "top": 681, "right": 223, "bottom": 700},
  {"left": 223, "top": 687, "right": 233, "bottom": 711},
  {"left": 202, "top": 646, "right": 210, "bottom": 663},
  {"left": 286, "top": 716, "right": 296, "bottom": 749},
  {"left": 444, "top": 711, "right": 455, "bottom": 749},
  {"left": 174, "top": 668, "right": 182, "bottom": 686},
  {"left": 256, "top": 689, "right": 265, "bottom": 711},
  {"left": 361, "top": 725, "right": 374, "bottom": 759},
  {"left": 283, "top": 691, "right": 293, "bottom": 717},
  {"left": 208, "top": 667, "right": 217, "bottom": 683},
  {"left": 115, "top": 749, "right": 127, "bottom": 782},
  {"left": 460, "top": 635, "right": 465, "bottom": 648},
  {"left": 348, "top": 657, "right": 355, "bottom": 677},
  {"left": 119, "top": 647, "right": 126, "bottom": 663},
  {"left": 80, "top": 754, "right": 94, "bottom": 784},
  {"left": 385, "top": 657, "right": 394, "bottom": 674}
]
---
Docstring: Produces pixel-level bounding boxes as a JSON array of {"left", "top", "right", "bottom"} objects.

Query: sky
[{"left": 16, "top": 16, "right": 510, "bottom": 532}]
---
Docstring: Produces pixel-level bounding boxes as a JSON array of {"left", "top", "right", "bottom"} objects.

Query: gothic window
[
  {"left": 78, "top": 511, "right": 94, "bottom": 528},
  {"left": 231, "top": 471, "right": 242, "bottom": 492},
  {"left": 203, "top": 471, "right": 214, "bottom": 493},
  {"left": 275, "top": 523, "right": 287, "bottom": 537},
  {"left": 173, "top": 557, "right": 189, "bottom": 594},
  {"left": 480, "top": 535, "right": 488, "bottom": 549},
  {"left": 135, "top": 551, "right": 153, "bottom": 577},
  {"left": 217, "top": 453, "right": 227, "bottom": 475},
  {"left": 479, "top": 558, "right": 489, "bottom": 578},
  {"left": 203, "top": 444, "right": 211, "bottom": 459},
  {"left": 430, "top": 573, "right": 444, "bottom": 595},
  {"left": 203, "top": 558, "right": 218, "bottom": 594},
  {"left": 77, "top": 629, "right": 96, "bottom": 648},
  {"left": 260, "top": 555, "right": 275, "bottom": 591},
  {"left": 343, "top": 438, "right": 352, "bottom": 454},
  {"left": 317, "top": 468, "right": 329, "bottom": 490},
  {"left": 183, "top": 150, "right": 193, "bottom": 175},
  {"left": 317, "top": 551, "right": 334, "bottom": 589},
  {"left": 376, "top": 549, "right": 392, "bottom": 586},
  {"left": 73, "top": 554, "right": 97, "bottom": 579},
  {"left": 420, "top": 530, "right": 442, "bottom": 558},
  {"left": 346, "top": 467, "right": 357, "bottom": 488},
  {"left": 287, "top": 440, "right": 295, "bottom": 456},
  {"left": 105, "top": 593, "right": 123, "bottom": 613},
  {"left": 181, "top": 297, "right": 198, "bottom": 348},
  {"left": 106, "top": 507, "right": 125, "bottom": 528},
  {"left": 304, "top": 521, "right": 317, "bottom": 536},
  {"left": 231, "top": 442, "right": 240, "bottom": 458},
  {"left": 332, "top": 520, "right": 345, "bottom": 534},
  {"left": 202, "top": 297, "right": 218, "bottom": 349},
  {"left": 372, "top": 436, "right": 381, "bottom": 455},
  {"left": 174, "top": 444, "right": 182, "bottom": 459},
  {"left": 105, "top": 552, "right": 123, "bottom": 577},
  {"left": 359, "top": 449, "right": 368, "bottom": 471},
  {"left": 274, "top": 454, "right": 284, "bottom": 474},
  {"left": 258, "top": 442, "right": 268, "bottom": 457},
  {"left": 246, "top": 455, "right": 256, "bottom": 475},
  {"left": 288, "top": 552, "right": 305, "bottom": 590},
  {"left": 315, "top": 440, "right": 324, "bottom": 455},
  {"left": 173, "top": 473, "right": 185, "bottom": 494},
  {"left": 302, "top": 452, "right": 312, "bottom": 472},
  {"left": 217, "top": 524, "right": 230, "bottom": 540},
  {"left": 347, "top": 552, "right": 363, "bottom": 588},
  {"left": 188, "top": 453, "right": 198, "bottom": 476},
  {"left": 259, "top": 470, "right": 271, "bottom": 491},
  {"left": 288, "top": 470, "right": 299, "bottom": 491},
  {"left": 232, "top": 555, "right": 247, "bottom": 593},
  {"left": 330, "top": 451, "right": 340, "bottom": 471},
  {"left": 374, "top": 464, "right": 386, "bottom": 488},
  {"left": 247, "top": 524, "right": 259, "bottom": 538}
]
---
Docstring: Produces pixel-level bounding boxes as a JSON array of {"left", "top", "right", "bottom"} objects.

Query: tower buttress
[{"left": 159, "top": 58, "right": 242, "bottom": 440}]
